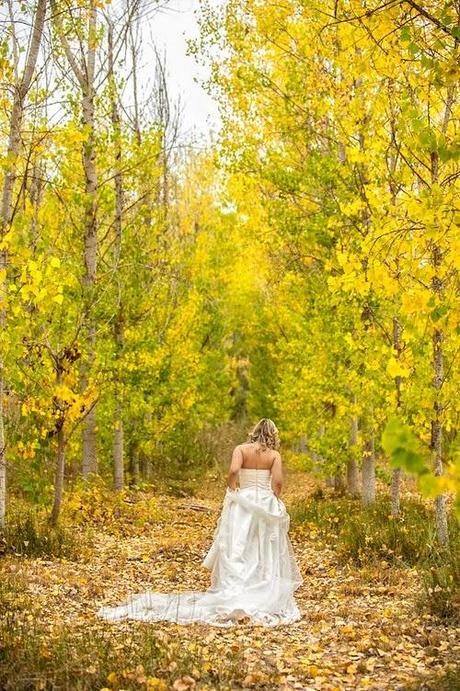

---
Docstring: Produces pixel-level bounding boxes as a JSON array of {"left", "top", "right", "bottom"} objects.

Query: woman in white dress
[{"left": 97, "top": 418, "right": 303, "bottom": 627}]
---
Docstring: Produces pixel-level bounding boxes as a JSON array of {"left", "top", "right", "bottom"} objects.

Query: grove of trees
[{"left": 0, "top": 0, "right": 458, "bottom": 547}]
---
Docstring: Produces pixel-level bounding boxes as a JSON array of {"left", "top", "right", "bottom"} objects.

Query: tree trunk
[
  {"left": 347, "top": 458, "right": 360, "bottom": 496},
  {"left": 29, "top": 161, "right": 44, "bottom": 251},
  {"left": 391, "top": 467, "right": 402, "bottom": 516},
  {"left": 49, "top": 421, "right": 66, "bottom": 527},
  {"left": 431, "top": 323, "right": 448, "bottom": 545},
  {"left": 49, "top": 362, "right": 66, "bottom": 526},
  {"left": 429, "top": 140, "right": 451, "bottom": 546},
  {"left": 141, "top": 455, "right": 151, "bottom": 482},
  {"left": 129, "top": 20, "right": 142, "bottom": 147},
  {"left": 0, "top": 0, "right": 47, "bottom": 530},
  {"left": 391, "top": 315, "right": 403, "bottom": 515},
  {"left": 108, "top": 22, "right": 125, "bottom": 491},
  {"left": 129, "top": 444, "right": 140, "bottom": 487},
  {"left": 52, "top": 0, "right": 99, "bottom": 476},
  {"left": 80, "top": 5, "right": 98, "bottom": 475},
  {"left": 0, "top": 376, "right": 5, "bottom": 531},
  {"left": 347, "top": 415, "right": 360, "bottom": 496},
  {"left": 334, "top": 472, "right": 346, "bottom": 494},
  {"left": 362, "top": 435, "right": 376, "bottom": 505},
  {"left": 113, "top": 403, "right": 124, "bottom": 491}
]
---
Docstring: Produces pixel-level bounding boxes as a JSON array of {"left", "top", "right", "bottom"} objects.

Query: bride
[{"left": 97, "top": 418, "right": 303, "bottom": 627}]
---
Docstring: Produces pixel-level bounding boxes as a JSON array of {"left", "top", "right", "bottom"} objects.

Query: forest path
[{"left": 7, "top": 468, "right": 459, "bottom": 690}]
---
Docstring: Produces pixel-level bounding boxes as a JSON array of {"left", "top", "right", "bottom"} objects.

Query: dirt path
[{"left": 5, "top": 469, "right": 459, "bottom": 690}]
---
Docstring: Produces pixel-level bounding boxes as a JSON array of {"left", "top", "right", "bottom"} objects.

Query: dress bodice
[{"left": 239, "top": 467, "right": 272, "bottom": 490}]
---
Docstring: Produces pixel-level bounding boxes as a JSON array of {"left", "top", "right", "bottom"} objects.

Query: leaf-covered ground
[{"left": 3, "top": 469, "right": 459, "bottom": 690}]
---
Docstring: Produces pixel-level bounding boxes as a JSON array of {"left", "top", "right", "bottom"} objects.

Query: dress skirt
[{"left": 96, "top": 485, "right": 303, "bottom": 627}]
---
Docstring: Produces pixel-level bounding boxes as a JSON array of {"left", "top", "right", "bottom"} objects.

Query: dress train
[{"left": 96, "top": 469, "right": 303, "bottom": 627}]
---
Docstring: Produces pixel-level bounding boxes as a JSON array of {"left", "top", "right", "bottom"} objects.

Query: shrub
[
  {"left": 1, "top": 499, "right": 78, "bottom": 559},
  {"left": 291, "top": 494, "right": 458, "bottom": 567},
  {"left": 336, "top": 498, "right": 439, "bottom": 566},
  {"left": 418, "top": 547, "right": 460, "bottom": 622},
  {"left": 290, "top": 494, "right": 350, "bottom": 538},
  {"left": 62, "top": 475, "right": 164, "bottom": 535},
  {"left": 291, "top": 492, "right": 460, "bottom": 621}
]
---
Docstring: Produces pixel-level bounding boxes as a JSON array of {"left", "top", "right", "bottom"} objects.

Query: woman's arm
[
  {"left": 271, "top": 452, "right": 283, "bottom": 498},
  {"left": 227, "top": 445, "right": 243, "bottom": 490}
]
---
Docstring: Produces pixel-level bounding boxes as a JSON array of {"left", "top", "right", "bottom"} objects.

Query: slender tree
[
  {"left": 107, "top": 19, "right": 125, "bottom": 490},
  {"left": 0, "top": 0, "right": 47, "bottom": 530},
  {"left": 51, "top": 0, "right": 99, "bottom": 476}
]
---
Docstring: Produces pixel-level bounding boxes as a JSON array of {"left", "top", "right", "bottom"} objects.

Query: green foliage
[
  {"left": 381, "top": 416, "right": 427, "bottom": 475},
  {"left": 382, "top": 418, "right": 459, "bottom": 517}
]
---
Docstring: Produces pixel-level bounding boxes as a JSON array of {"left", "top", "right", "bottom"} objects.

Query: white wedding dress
[{"left": 96, "top": 468, "right": 303, "bottom": 627}]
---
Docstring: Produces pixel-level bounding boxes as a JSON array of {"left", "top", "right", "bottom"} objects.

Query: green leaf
[
  {"left": 417, "top": 473, "right": 443, "bottom": 499},
  {"left": 381, "top": 416, "right": 428, "bottom": 475},
  {"left": 400, "top": 27, "right": 411, "bottom": 42},
  {"left": 431, "top": 305, "right": 449, "bottom": 322},
  {"left": 419, "top": 127, "right": 437, "bottom": 149}
]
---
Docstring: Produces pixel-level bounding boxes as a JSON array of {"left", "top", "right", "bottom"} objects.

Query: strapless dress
[{"left": 97, "top": 467, "right": 303, "bottom": 627}]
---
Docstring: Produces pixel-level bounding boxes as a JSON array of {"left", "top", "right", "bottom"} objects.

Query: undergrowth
[
  {"left": 291, "top": 490, "right": 460, "bottom": 621},
  {"left": 403, "top": 663, "right": 460, "bottom": 690},
  {"left": 62, "top": 475, "right": 165, "bottom": 536},
  {"left": 0, "top": 570, "right": 245, "bottom": 691},
  {"left": 1, "top": 499, "right": 78, "bottom": 559}
]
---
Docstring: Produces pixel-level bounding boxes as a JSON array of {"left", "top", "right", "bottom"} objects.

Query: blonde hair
[{"left": 248, "top": 418, "right": 280, "bottom": 450}]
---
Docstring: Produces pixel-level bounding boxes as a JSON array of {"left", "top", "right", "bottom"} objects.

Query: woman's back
[{"left": 239, "top": 442, "right": 278, "bottom": 470}]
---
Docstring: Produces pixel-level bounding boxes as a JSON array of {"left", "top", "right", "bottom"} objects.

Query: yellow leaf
[
  {"left": 147, "top": 679, "right": 168, "bottom": 691},
  {"left": 386, "top": 356, "right": 410, "bottom": 379}
]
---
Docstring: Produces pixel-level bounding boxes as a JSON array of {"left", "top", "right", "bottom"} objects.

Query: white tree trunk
[
  {"left": 362, "top": 436, "right": 376, "bottom": 505},
  {"left": 431, "top": 318, "right": 449, "bottom": 545},
  {"left": 347, "top": 415, "right": 360, "bottom": 496},
  {"left": 391, "top": 315, "right": 403, "bottom": 515},
  {"left": 113, "top": 406, "right": 124, "bottom": 491},
  {"left": 108, "top": 22, "right": 125, "bottom": 491},
  {"left": 0, "top": 375, "right": 5, "bottom": 531},
  {"left": 81, "top": 7, "right": 98, "bottom": 474},
  {"left": 429, "top": 127, "right": 452, "bottom": 546},
  {"left": 51, "top": 0, "right": 99, "bottom": 476},
  {"left": 50, "top": 416, "right": 66, "bottom": 526}
]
